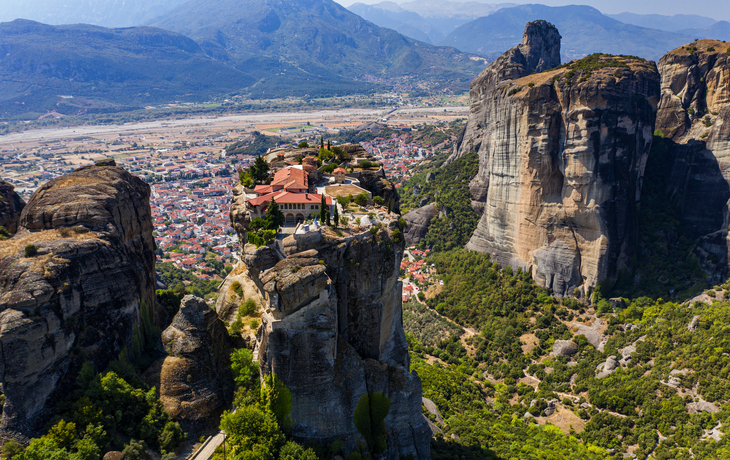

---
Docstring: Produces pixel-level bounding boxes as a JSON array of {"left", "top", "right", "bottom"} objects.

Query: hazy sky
[{"left": 334, "top": 0, "right": 730, "bottom": 22}]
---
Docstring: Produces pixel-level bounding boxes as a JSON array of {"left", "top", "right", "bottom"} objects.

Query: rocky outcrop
[
  {"left": 654, "top": 41, "right": 730, "bottom": 277},
  {"left": 0, "top": 180, "right": 26, "bottom": 234},
  {"left": 552, "top": 340, "right": 578, "bottom": 356},
  {"left": 0, "top": 161, "right": 159, "bottom": 441},
  {"left": 350, "top": 169, "right": 401, "bottom": 214},
  {"left": 402, "top": 204, "right": 438, "bottom": 246},
  {"left": 245, "top": 219, "right": 430, "bottom": 459},
  {"left": 453, "top": 20, "right": 562, "bottom": 164},
  {"left": 454, "top": 22, "right": 660, "bottom": 296},
  {"left": 144, "top": 295, "right": 233, "bottom": 430}
]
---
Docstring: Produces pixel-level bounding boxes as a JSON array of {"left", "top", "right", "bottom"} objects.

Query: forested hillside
[{"left": 404, "top": 249, "right": 730, "bottom": 459}]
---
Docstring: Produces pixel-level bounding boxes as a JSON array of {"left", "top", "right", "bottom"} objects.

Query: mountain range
[
  {"left": 0, "top": 0, "right": 486, "bottom": 119},
  {"left": 0, "top": 20, "right": 254, "bottom": 117},
  {"left": 349, "top": 2, "right": 730, "bottom": 60},
  {"left": 2, "top": 0, "right": 730, "bottom": 120},
  {"left": 145, "top": 0, "right": 484, "bottom": 89}
]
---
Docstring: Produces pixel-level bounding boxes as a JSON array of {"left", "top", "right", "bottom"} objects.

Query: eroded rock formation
[
  {"left": 402, "top": 204, "right": 438, "bottom": 246},
  {"left": 234, "top": 217, "right": 430, "bottom": 458},
  {"left": 654, "top": 41, "right": 730, "bottom": 276},
  {"left": 0, "top": 161, "right": 158, "bottom": 441},
  {"left": 453, "top": 22, "right": 660, "bottom": 296},
  {"left": 144, "top": 295, "right": 233, "bottom": 430},
  {"left": 0, "top": 180, "right": 26, "bottom": 234}
]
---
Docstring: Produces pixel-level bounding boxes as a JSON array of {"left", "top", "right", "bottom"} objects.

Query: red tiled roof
[{"left": 248, "top": 191, "right": 332, "bottom": 207}]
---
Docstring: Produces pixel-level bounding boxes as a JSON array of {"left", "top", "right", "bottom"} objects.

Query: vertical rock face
[
  {"left": 455, "top": 23, "right": 660, "bottom": 295},
  {"left": 0, "top": 180, "right": 26, "bottom": 234},
  {"left": 655, "top": 41, "right": 730, "bottom": 242},
  {"left": 454, "top": 20, "right": 562, "bottom": 167},
  {"left": 0, "top": 162, "right": 158, "bottom": 441},
  {"left": 145, "top": 295, "right": 234, "bottom": 430},
  {"left": 240, "top": 221, "right": 430, "bottom": 459}
]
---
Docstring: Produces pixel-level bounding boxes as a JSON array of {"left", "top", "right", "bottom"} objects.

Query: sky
[{"left": 333, "top": 0, "right": 730, "bottom": 22}]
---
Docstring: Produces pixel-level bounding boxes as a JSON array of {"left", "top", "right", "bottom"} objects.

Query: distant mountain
[
  {"left": 0, "top": 20, "right": 254, "bottom": 118},
  {"left": 607, "top": 12, "right": 717, "bottom": 33},
  {"left": 348, "top": 2, "right": 444, "bottom": 44},
  {"left": 147, "top": 0, "right": 486, "bottom": 92},
  {"left": 677, "top": 21, "right": 730, "bottom": 42},
  {"left": 439, "top": 4, "right": 692, "bottom": 61},
  {"left": 0, "top": 0, "right": 188, "bottom": 28},
  {"left": 351, "top": 0, "right": 516, "bottom": 39}
]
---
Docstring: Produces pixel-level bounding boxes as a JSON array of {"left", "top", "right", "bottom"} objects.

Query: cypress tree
[
  {"left": 266, "top": 198, "right": 284, "bottom": 230},
  {"left": 320, "top": 195, "right": 327, "bottom": 223},
  {"left": 333, "top": 203, "right": 339, "bottom": 228}
]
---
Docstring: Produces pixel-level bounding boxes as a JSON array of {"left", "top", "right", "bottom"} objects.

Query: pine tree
[{"left": 250, "top": 156, "right": 270, "bottom": 184}]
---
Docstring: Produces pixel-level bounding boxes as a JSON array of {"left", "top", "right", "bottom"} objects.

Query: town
[{"left": 0, "top": 114, "right": 462, "bottom": 281}]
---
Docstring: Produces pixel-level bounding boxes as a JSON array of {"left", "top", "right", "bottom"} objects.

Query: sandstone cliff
[
  {"left": 144, "top": 295, "right": 233, "bottom": 430},
  {"left": 0, "top": 161, "right": 159, "bottom": 441},
  {"left": 452, "top": 20, "right": 562, "bottom": 166},
  {"left": 0, "top": 180, "right": 26, "bottom": 234},
  {"left": 230, "top": 216, "right": 430, "bottom": 458},
  {"left": 655, "top": 41, "right": 730, "bottom": 251},
  {"left": 454, "top": 22, "right": 660, "bottom": 296}
]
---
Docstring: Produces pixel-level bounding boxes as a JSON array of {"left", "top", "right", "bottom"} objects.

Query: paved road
[{"left": 188, "top": 431, "right": 226, "bottom": 460}]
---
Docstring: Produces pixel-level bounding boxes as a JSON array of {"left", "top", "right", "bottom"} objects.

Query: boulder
[
  {"left": 688, "top": 315, "right": 701, "bottom": 331},
  {"left": 688, "top": 399, "right": 720, "bottom": 414},
  {"left": 102, "top": 452, "right": 124, "bottom": 460},
  {"left": 402, "top": 204, "right": 438, "bottom": 246},
  {"left": 552, "top": 340, "right": 579, "bottom": 357},
  {"left": 596, "top": 356, "right": 618, "bottom": 379}
]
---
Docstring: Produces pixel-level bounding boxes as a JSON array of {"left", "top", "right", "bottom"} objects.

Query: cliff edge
[
  {"left": 455, "top": 21, "right": 660, "bottom": 296},
  {"left": 0, "top": 161, "right": 159, "bottom": 441},
  {"left": 230, "top": 206, "right": 430, "bottom": 458}
]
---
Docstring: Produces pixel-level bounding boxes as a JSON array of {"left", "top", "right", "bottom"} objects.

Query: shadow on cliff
[{"left": 612, "top": 135, "right": 730, "bottom": 298}]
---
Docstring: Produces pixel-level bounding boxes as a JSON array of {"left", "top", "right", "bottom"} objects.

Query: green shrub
[
  {"left": 392, "top": 229, "right": 402, "bottom": 243},
  {"left": 24, "top": 244, "right": 38, "bottom": 257},
  {"left": 0, "top": 226, "right": 10, "bottom": 240},
  {"left": 1, "top": 441, "right": 24, "bottom": 459},
  {"left": 240, "top": 299, "right": 257, "bottom": 316},
  {"left": 121, "top": 440, "right": 146, "bottom": 460},
  {"left": 354, "top": 193, "right": 369, "bottom": 206},
  {"left": 298, "top": 141, "right": 309, "bottom": 148},
  {"left": 158, "top": 421, "right": 185, "bottom": 453},
  {"left": 708, "top": 46, "right": 715, "bottom": 52},
  {"left": 353, "top": 392, "right": 390, "bottom": 454},
  {"left": 373, "top": 196, "right": 385, "bottom": 206},
  {"left": 231, "top": 281, "right": 243, "bottom": 298},
  {"left": 508, "top": 87, "right": 522, "bottom": 96},
  {"left": 369, "top": 226, "right": 379, "bottom": 236}
]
